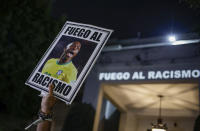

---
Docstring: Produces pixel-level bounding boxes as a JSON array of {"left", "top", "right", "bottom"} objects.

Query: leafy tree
[
  {"left": 180, "top": 0, "right": 200, "bottom": 34},
  {"left": 180, "top": 0, "right": 200, "bottom": 9},
  {"left": 0, "top": 0, "right": 65, "bottom": 130}
]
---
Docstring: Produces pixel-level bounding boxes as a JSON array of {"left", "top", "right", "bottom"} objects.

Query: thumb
[{"left": 49, "top": 83, "right": 54, "bottom": 96}]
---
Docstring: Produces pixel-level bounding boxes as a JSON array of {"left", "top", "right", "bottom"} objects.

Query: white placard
[{"left": 25, "top": 21, "right": 113, "bottom": 104}]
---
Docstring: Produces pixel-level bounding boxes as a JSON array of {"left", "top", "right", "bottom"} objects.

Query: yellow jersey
[{"left": 42, "top": 58, "right": 77, "bottom": 84}]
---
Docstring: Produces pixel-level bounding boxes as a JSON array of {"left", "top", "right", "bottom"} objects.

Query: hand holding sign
[
  {"left": 25, "top": 84, "right": 57, "bottom": 130},
  {"left": 35, "top": 84, "right": 57, "bottom": 131},
  {"left": 41, "top": 84, "right": 57, "bottom": 114},
  {"left": 25, "top": 21, "right": 112, "bottom": 131}
]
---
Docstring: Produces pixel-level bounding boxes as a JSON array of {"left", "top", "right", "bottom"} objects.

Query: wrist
[
  {"left": 41, "top": 107, "right": 52, "bottom": 114},
  {"left": 38, "top": 110, "right": 53, "bottom": 121}
]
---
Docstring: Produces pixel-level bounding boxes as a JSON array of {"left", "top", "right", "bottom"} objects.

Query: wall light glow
[
  {"left": 152, "top": 128, "right": 166, "bottom": 131},
  {"left": 168, "top": 36, "right": 176, "bottom": 42}
]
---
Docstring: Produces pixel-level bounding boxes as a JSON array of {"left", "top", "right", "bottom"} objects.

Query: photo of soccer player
[
  {"left": 41, "top": 41, "right": 81, "bottom": 84},
  {"left": 39, "top": 35, "right": 97, "bottom": 84}
]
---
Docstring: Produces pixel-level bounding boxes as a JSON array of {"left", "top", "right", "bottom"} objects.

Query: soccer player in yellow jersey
[{"left": 42, "top": 41, "right": 81, "bottom": 84}]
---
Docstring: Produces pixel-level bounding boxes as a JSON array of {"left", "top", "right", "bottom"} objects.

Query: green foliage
[
  {"left": 180, "top": 0, "right": 200, "bottom": 9},
  {"left": 180, "top": 0, "right": 200, "bottom": 34},
  {"left": 0, "top": 0, "right": 66, "bottom": 129}
]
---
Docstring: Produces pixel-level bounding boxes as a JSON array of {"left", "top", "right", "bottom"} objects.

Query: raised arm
[{"left": 37, "top": 84, "right": 57, "bottom": 131}]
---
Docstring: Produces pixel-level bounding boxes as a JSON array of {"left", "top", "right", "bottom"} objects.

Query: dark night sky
[{"left": 52, "top": 0, "right": 200, "bottom": 39}]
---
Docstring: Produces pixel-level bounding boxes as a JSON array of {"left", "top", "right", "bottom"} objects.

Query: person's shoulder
[{"left": 70, "top": 62, "right": 78, "bottom": 73}]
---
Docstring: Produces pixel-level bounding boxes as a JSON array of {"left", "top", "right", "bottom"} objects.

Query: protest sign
[{"left": 25, "top": 21, "right": 113, "bottom": 104}]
